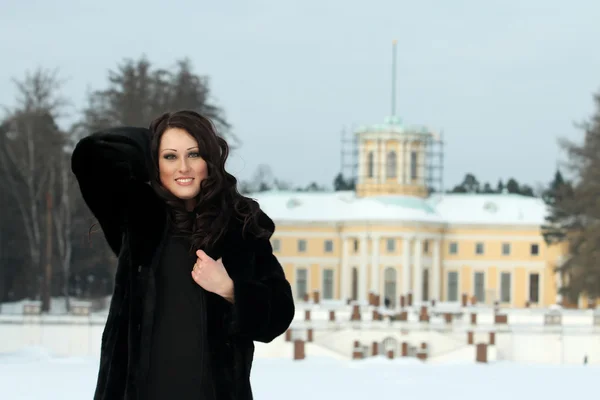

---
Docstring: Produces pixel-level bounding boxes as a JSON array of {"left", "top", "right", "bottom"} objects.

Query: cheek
[
  {"left": 158, "top": 160, "right": 173, "bottom": 185},
  {"left": 195, "top": 160, "right": 209, "bottom": 179}
]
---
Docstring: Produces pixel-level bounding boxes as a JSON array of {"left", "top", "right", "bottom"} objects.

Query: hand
[{"left": 191, "top": 250, "right": 234, "bottom": 303}]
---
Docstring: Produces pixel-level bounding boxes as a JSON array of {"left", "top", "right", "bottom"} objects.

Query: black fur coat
[{"left": 71, "top": 127, "right": 295, "bottom": 400}]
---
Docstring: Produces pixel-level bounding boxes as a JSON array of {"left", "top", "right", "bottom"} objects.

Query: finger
[{"left": 196, "top": 249, "right": 209, "bottom": 260}]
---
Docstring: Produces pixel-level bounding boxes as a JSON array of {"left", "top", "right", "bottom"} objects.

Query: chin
[{"left": 167, "top": 187, "right": 200, "bottom": 201}]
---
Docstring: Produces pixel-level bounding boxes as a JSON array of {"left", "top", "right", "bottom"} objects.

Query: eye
[
  {"left": 163, "top": 153, "right": 176, "bottom": 160},
  {"left": 189, "top": 152, "right": 201, "bottom": 158}
]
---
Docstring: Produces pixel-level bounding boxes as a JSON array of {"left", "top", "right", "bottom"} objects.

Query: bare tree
[
  {"left": 0, "top": 68, "right": 67, "bottom": 308},
  {"left": 52, "top": 147, "right": 75, "bottom": 311}
]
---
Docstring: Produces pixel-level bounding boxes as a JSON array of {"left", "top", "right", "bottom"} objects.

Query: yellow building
[{"left": 252, "top": 115, "right": 570, "bottom": 309}]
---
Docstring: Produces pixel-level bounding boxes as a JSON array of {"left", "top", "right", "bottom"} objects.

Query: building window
[
  {"left": 422, "top": 269, "right": 429, "bottom": 301},
  {"left": 449, "top": 242, "right": 458, "bottom": 254},
  {"left": 298, "top": 239, "right": 307, "bottom": 252},
  {"left": 502, "top": 243, "right": 510, "bottom": 255},
  {"left": 474, "top": 272, "right": 485, "bottom": 302},
  {"left": 296, "top": 268, "right": 308, "bottom": 299},
  {"left": 500, "top": 272, "right": 511, "bottom": 303},
  {"left": 447, "top": 271, "right": 459, "bottom": 302},
  {"left": 423, "top": 240, "right": 429, "bottom": 254},
  {"left": 324, "top": 240, "right": 333, "bottom": 253},
  {"left": 383, "top": 267, "right": 397, "bottom": 307},
  {"left": 529, "top": 273, "right": 539, "bottom": 303},
  {"left": 322, "top": 269, "right": 334, "bottom": 299},
  {"left": 475, "top": 242, "right": 484, "bottom": 255},
  {"left": 367, "top": 151, "right": 374, "bottom": 178},
  {"left": 410, "top": 151, "right": 418, "bottom": 179},
  {"left": 386, "top": 151, "right": 397, "bottom": 178},
  {"left": 351, "top": 267, "right": 359, "bottom": 301},
  {"left": 386, "top": 238, "right": 395, "bottom": 252},
  {"left": 353, "top": 239, "right": 359, "bottom": 252},
  {"left": 530, "top": 243, "right": 539, "bottom": 256},
  {"left": 272, "top": 239, "right": 280, "bottom": 252}
]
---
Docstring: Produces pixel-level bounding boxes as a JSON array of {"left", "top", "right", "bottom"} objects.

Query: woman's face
[{"left": 158, "top": 127, "right": 208, "bottom": 209}]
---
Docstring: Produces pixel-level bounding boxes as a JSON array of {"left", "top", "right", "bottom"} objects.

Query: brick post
[
  {"left": 351, "top": 304, "right": 361, "bottom": 321},
  {"left": 294, "top": 340, "right": 305, "bottom": 360},
  {"left": 444, "top": 313, "right": 453, "bottom": 324},
  {"left": 329, "top": 310, "right": 336, "bottom": 322},
  {"left": 476, "top": 343, "right": 487, "bottom": 363},
  {"left": 401, "top": 342, "right": 408, "bottom": 356},
  {"left": 352, "top": 342, "right": 363, "bottom": 360},
  {"left": 372, "top": 341, "right": 379, "bottom": 356},
  {"left": 467, "top": 331, "right": 474, "bottom": 345},
  {"left": 372, "top": 310, "right": 380, "bottom": 321},
  {"left": 399, "top": 311, "right": 408, "bottom": 321},
  {"left": 489, "top": 332, "right": 496, "bottom": 345}
]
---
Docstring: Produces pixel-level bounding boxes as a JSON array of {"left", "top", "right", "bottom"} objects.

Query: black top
[{"left": 146, "top": 230, "right": 215, "bottom": 400}]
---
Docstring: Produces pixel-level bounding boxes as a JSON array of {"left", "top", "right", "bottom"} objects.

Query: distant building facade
[{"left": 252, "top": 116, "right": 587, "bottom": 309}]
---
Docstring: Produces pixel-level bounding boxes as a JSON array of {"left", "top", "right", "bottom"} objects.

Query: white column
[
  {"left": 379, "top": 140, "right": 386, "bottom": 183},
  {"left": 412, "top": 238, "right": 423, "bottom": 302},
  {"left": 432, "top": 238, "right": 441, "bottom": 302},
  {"left": 357, "top": 139, "right": 365, "bottom": 184},
  {"left": 359, "top": 234, "right": 368, "bottom": 303},
  {"left": 403, "top": 140, "right": 410, "bottom": 184},
  {"left": 341, "top": 237, "right": 350, "bottom": 301},
  {"left": 370, "top": 234, "right": 380, "bottom": 294},
  {"left": 397, "top": 141, "right": 403, "bottom": 184},
  {"left": 402, "top": 236, "right": 411, "bottom": 295}
]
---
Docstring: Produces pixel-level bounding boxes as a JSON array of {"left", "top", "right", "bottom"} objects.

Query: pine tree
[{"left": 542, "top": 91, "right": 600, "bottom": 300}]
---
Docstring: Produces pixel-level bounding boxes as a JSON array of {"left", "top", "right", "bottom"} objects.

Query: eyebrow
[{"left": 161, "top": 147, "right": 199, "bottom": 153}]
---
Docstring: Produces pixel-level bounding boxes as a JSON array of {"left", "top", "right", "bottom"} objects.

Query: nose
[{"left": 178, "top": 158, "right": 191, "bottom": 173}]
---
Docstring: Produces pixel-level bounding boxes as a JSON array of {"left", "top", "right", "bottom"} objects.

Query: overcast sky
[{"left": 2, "top": 0, "right": 599, "bottom": 191}]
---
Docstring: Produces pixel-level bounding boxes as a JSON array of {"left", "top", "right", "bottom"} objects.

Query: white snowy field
[{"left": 0, "top": 347, "right": 596, "bottom": 399}]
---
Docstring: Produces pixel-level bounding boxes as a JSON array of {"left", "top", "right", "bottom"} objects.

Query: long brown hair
[{"left": 148, "top": 110, "right": 268, "bottom": 252}]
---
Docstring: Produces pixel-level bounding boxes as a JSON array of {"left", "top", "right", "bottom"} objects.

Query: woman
[{"left": 71, "top": 110, "right": 295, "bottom": 400}]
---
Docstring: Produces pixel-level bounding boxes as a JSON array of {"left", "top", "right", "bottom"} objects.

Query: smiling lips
[{"left": 175, "top": 177, "right": 194, "bottom": 186}]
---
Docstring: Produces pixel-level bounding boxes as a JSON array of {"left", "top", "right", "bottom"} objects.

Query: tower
[{"left": 353, "top": 40, "right": 443, "bottom": 198}]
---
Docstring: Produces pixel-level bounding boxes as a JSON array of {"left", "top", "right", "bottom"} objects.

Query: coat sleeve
[
  {"left": 225, "top": 212, "right": 295, "bottom": 343},
  {"left": 71, "top": 126, "right": 154, "bottom": 256}
]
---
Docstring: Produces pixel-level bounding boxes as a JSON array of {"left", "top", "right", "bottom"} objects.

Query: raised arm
[{"left": 71, "top": 126, "right": 154, "bottom": 256}]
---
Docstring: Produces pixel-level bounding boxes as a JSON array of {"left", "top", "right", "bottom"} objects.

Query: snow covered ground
[{"left": 0, "top": 347, "right": 596, "bottom": 399}]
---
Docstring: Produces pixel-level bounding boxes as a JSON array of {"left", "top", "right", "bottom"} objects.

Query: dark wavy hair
[{"left": 148, "top": 110, "right": 268, "bottom": 253}]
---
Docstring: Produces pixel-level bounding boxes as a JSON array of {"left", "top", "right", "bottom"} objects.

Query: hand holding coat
[{"left": 192, "top": 250, "right": 234, "bottom": 303}]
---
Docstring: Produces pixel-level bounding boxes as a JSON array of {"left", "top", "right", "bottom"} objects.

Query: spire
[{"left": 391, "top": 39, "right": 398, "bottom": 117}]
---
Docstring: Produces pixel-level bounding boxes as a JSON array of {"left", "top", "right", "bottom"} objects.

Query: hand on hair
[{"left": 192, "top": 250, "right": 234, "bottom": 303}]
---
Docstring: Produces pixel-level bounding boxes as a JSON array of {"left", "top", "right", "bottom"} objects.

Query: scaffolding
[
  {"left": 338, "top": 39, "right": 445, "bottom": 197},
  {"left": 339, "top": 124, "right": 445, "bottom": 196}
]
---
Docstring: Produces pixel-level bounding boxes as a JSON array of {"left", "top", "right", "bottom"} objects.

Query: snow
[
  {"left": 252, "top": 191, "right": 442, "bottom": 223},
  {"left": 0, "top": 347, "right": 596, "bottom": 399},
  {"left": 250, "top": 190, "right": 548, "bottom": 226},
  {"left": 429, "top": 193, "right": 549, "bottom": 226}
]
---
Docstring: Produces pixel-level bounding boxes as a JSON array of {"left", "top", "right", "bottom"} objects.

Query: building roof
[
  {"left": 354, "top": 115, "right": 432, "bottom": 136},
  {"left": 250, "top": 190, "right": 550, "bottom": 227}
]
